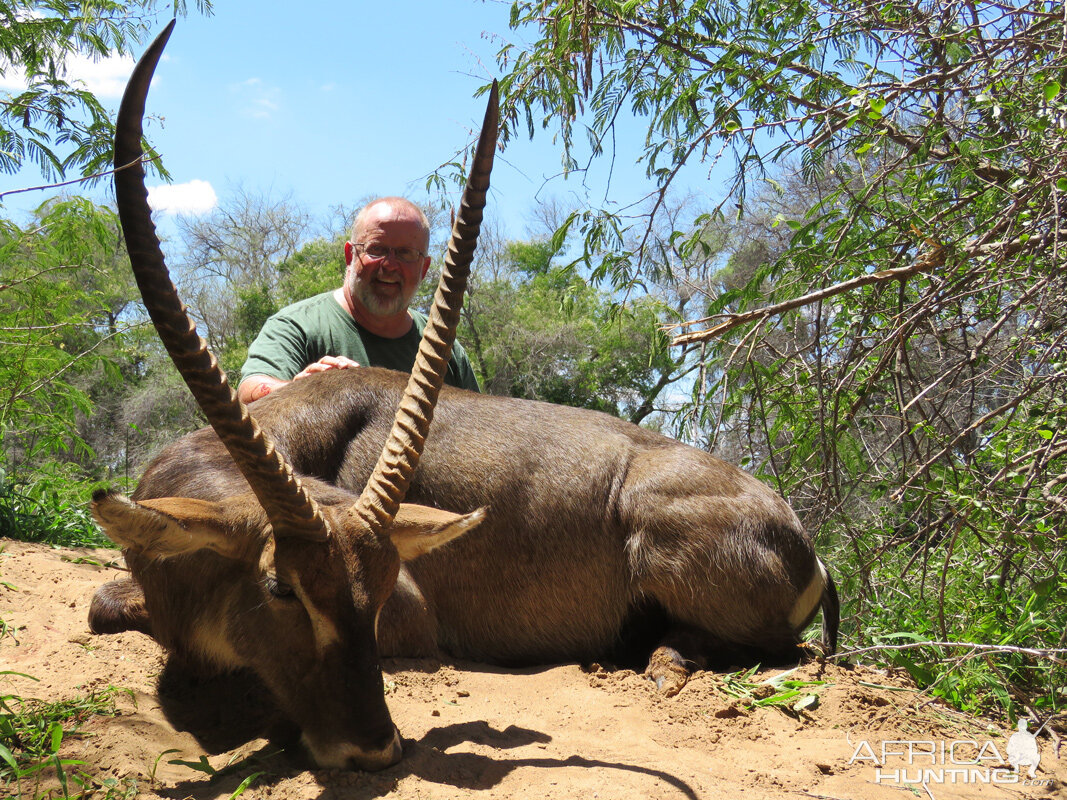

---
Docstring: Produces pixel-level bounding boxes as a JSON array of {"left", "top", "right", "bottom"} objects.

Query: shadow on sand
[{"left": 152, "top": 659, "right": 700, "bottom": 800}]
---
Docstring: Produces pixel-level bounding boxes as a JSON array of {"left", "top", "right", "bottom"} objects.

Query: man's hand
[
  {"left": 238, "top": 356, "right": 361, "bottom": 404},
  {"left": 293, "top": 355, "right": 361, "bottom": 380}
]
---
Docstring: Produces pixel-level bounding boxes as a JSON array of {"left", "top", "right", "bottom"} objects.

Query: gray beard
[{"left": 351, "top": 278, "right": 410, "bottom": 318}]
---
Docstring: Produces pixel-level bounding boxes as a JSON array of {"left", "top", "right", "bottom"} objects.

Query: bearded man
[{"left": 238, "top": 197, "right": 479, "bottom": 403}]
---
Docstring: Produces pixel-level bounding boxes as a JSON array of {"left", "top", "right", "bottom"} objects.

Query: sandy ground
[{"left": 0, "top": 538, "right": 1062, "bottom": 800}]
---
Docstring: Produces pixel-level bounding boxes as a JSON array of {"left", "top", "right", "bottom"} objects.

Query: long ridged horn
[
  {"left": 353, "top": 82, "right": 499, "bottom": 533},
  {"left": 114, "top": 21, "right": 329, "bottom": 541}
]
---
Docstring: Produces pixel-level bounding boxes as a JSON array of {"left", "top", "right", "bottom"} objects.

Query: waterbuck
[
  {"left": 90, "top": 21, "right": 839, "bottom": 772},
  {"left": 91, "top": 20, "right": 494, "bottom": 770}
]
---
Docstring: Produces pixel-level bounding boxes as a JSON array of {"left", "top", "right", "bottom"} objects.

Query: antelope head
[{"left": 95, "top": 20, "right": 497, "bottom": 769}]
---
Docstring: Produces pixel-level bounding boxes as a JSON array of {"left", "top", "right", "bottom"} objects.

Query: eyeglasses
[{"left": 353, "top": 242, "right": 425, "bottom": 265}]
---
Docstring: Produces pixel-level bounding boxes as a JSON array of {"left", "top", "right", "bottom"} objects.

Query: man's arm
[
  {"left": 238, "top": 355, "right": 363, "bottom": 403},
  {"left": 237, "top": 374, "right": 290, "bottom": 403}
]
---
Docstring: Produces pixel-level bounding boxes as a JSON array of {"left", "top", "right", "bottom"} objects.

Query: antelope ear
[
  {"left": 387, "top": 504, "right": 486, "bottom": 561},
  {"left": 91, "top": 489, "right": 265, "bottom": 563}
]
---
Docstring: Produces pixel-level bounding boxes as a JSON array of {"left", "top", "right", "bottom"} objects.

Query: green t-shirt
[{"left": 240, "top": 292, "right": 480, "bottom": 392}]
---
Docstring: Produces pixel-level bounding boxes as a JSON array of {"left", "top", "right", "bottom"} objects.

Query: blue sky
[{"left": 0, "top": 0, "right": 665, "bottom": 244}]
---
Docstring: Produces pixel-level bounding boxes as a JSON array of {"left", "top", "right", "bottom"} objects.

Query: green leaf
[
  {"left": 0, "top": 741, "right": 18, "bottom": 772},
  {"left": 1044, "top": 81, "right": 1061, "bottom": 102},
  {"left": 152, "top": 748, "right": 182, "bottom": 780},
  {"left": 229, "top": 771, "right": 265, "bottom": 799},
  {"left": 0, "top": 671, "right": 38, "bottom": 681}
]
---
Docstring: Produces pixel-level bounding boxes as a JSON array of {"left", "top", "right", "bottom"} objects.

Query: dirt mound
[{"left": 1, "top": 539, "right": 1061, "bottom": 799}]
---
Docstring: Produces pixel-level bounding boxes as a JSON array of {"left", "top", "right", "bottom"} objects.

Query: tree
[
  {"left": 0, "top": 1, "right": 211, "bottom": 543},
  {"left": 0, "top": 198, "right": 133, "bottom": 464},
  {"left": 0, "top": 196, "right": 156, "bottom": 548},
  {"left": 173, "top": 187, "right": 313, "bottom": 362},
  {"left": 497, "top": 1, "right": 1067, "bottom": 715},
  {"left": 460, "top": 237, "right": 692, "bottom": 423},
  {"left": 0, "top": 0, "right": 210, "bottom": 190}
]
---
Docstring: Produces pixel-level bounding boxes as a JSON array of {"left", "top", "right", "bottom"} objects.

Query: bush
[{"left": 0, "top": 467, "right": 110, "bottom": 549}]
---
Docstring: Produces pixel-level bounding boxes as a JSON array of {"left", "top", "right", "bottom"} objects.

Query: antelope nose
[
  {"left": 304, "top": 725, "right": 403, "bottom": 770},
  {"left": 349, "top": 726, "right": 403, "bottom": 771}
]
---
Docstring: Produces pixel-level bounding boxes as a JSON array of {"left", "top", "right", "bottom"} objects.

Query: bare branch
[
  {"left": 834, "top": 640, "right": 1067, "bottom": 667},
  {"left": 0, "top": 154, "right": 161, "bottom": 202},
  {"left": 667, "top": 243, "right": 948, "bottom": 346}
]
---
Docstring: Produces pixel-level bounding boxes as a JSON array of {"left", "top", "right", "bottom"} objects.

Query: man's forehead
[{"left": 357, "top": 204, "right": 426, "bottom": 238}]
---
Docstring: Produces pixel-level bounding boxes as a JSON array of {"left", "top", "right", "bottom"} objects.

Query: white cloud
[
  {"left": 148, "top": 179, "right": 218, "bottom": 216},
  {"left": 0, "top": 51, "right": 138, "bottom": 97},
  {"left": 229, "top": 77, "right": 281, "bottom": 119},
  {"left": 65, "top": 52, "right": 137, "bottom": 98},
  {"left": 0, "top": 65, "right": 26, "bottom": 92}
]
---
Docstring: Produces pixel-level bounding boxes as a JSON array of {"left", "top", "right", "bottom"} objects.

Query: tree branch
[
  {"left": 666, "top": 242, "right": 948, "bottom": 346},
  {"left": 833, "top": 640, "right": 1067, "bottom": 666},
  {"left": 0, "top": 154, "right": 159, "bottom": 202}
]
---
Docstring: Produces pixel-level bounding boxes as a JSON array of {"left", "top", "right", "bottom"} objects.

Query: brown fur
[
  {"left": 104, "top": 367, "right": 838, "bottom": 671},
  {"left": 103, "top": 23, "right": 502, "bottom": 770},
  {"left": 89, "top": 578, "right": 152, "bottom": 636}
]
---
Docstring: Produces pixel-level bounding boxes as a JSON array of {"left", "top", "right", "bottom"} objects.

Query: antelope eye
[{"left": 265, "top": 575, "right": 294, "bottom": 598}]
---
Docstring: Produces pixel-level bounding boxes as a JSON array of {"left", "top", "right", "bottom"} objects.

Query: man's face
[{"left": 346, "top": 204, "right": 431, "bottom": 318}]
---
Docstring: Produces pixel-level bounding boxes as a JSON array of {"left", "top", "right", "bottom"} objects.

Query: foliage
[
  {"left": 0, "top": 196, "right": 168, "bottom": 547},
  {"left": 174, "top": 188, "right": 312, "bottom": 356},
  {"left": 269, "top": 236, "right": 348, "bottom": 313},
  {"left": 460, "top": 238, "right": 690, "bottom": 420},
  {"left": 717, "top": 665, "right": 827, "bottom": 714},
  {"left": 226, "top": 234, "right": 346, "bottom": 376},
  {"left": 0, "top": 465, "right": 110, "bottom": 547},
  {"left": 498, "top": 1, "right": 1067, "bottom": 716},
  {"left": 0, "top": 197, "right": 135, "bottom": 471},
  {"left": 0, "top": 674, "right": 128, "bottom": 799},
  {"left": 0, "top": 0, "right": 211, "bottom": 189}
]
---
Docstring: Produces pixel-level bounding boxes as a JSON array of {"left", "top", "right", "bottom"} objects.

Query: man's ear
[
  {"left": 420, "top": 255, "right": 431, "bottom": 280},
  {"left": 344, "top": 240, "right": 355, "bottom": 266},
  {"left": 388, "top": 504, "right": 486, "bottom": 561}
]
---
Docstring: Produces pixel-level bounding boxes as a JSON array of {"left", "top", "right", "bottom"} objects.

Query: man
[{"left": 238, "top": 197, "right": 480, "bottom": 403}]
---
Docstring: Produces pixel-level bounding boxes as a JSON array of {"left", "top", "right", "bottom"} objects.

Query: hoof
[{"left": 645, "top": 646, "right": 691, "bottom": 697}]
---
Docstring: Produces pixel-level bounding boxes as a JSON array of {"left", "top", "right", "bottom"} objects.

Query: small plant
[
  {"left": 0, "top": 470, "right": 112, "bottom": 550},
  {"left": 718, "top": 666, "right": 829, "bottom": 714},
  {"left": 160, "top": 749, "right": 268, "bottom": 799},
  {"left": 0, "top": 617, "right": 19, "bottom": 646},
  {"left": 832, "top": 525, "right": 1067, "bottom": 720},
  {"left": 0, "top": 674, "right": 124, "bottom": 799},
  {"left": 227, "top": 771, "right": 264, "bottom": 800}
]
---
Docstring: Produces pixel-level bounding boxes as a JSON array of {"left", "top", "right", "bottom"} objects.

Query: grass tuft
[{"left": 1, "top": 674, "right": 129, "bottom": 800}]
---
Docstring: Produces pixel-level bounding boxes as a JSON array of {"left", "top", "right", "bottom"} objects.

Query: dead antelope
[
  {"left": 90, "top": 22, "right": 840, "bottom": 772},
  {"left": 92, "top": 20, "right": 493, "bottom": 770}
]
